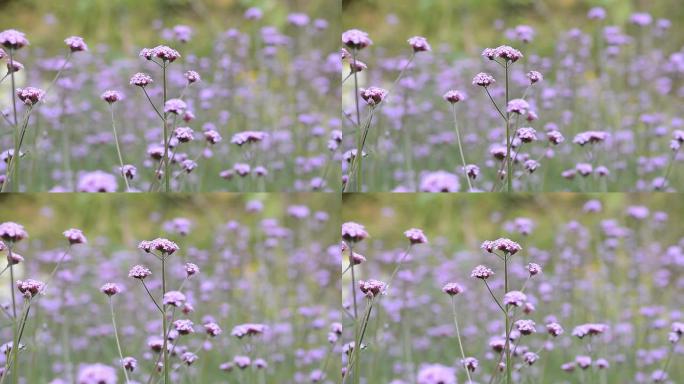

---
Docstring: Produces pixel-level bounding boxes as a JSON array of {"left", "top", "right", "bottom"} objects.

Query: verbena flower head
[
  {"left": 506, "top": 98, "right": 529, "bottom": 114},
  {"left": 359, "top": 279, "right": 386, "bottom": 298},
  {"left": 16, "top": 279, "right": 45, "bottom": 298},
  {"left": 419, "top": 171, "right": 460, "bottom": 192},
  {"left": 16, "top": 87, "right": 45, "bottom": 106},
  {"left": 517, "top": 127, "right": 538, "bottom": 143},
  {"left": 0, "top": 29, "right": 29, "bottom": 50},
  {"left": 204, "top": 322, "right": 222, "bottom": 337},
  {"left": 342, "top": 29, "right": 372, "bottom": 50},
  {"left": 7, "top": 59, "right": 23, "bottom": 73},
  {"left": 471, "top": 265, "right": 494, "bottom": 279},
  {"left": 77, "top": 363, "right": 117, "bottom": 384},
  {"left": 587, "top": 7, "right": 606, "bottom": 20},
  {"left": 572, "top": 323, "right": 609, "bottom": 339},
  {"left": 573, "top": 131, "right": 609, "bottom": 146},
  {"left": 122, "top": 357, "right": 137, "bottom": 372},
  {"left": 128, "top": 264, "right": 151, "bottom": 279},
  {"left": 101, "top": 90, "right": 123, "bottom": 104},
  {"left": 6, "top": 252, "right": 23, "bottom": 265},
  {"left": 404, "top": 228, "right": 428, "bottom": 244},
  {"left": 234, "top": 355, "right": 251, "bottom": 369},
  {"left": 462, "top": 357, "right": 478, "bottom": 372},
  {"left": 481, "top": 238, "right": 522, "bottom": 255},
  {"left": 503, "top": 290, "right": 527, "bottom": 307},
  {"left": 173, "top": 319, "right": 195, "bottom": 335},
  {"left": 64, "top": 36, "right": 88, "bottom": 52},
  {"left": 184, "top": 70, "right": 200, "bottom": 84},
  {"left": 63, "top": 228, "right": 87, "bottom": 244},
  {"left": 140, "top": 45, "right": 181, "bottom": 62},
  {"left": 472, "top": 72, "right": 495, "bottom": 87},
  {"left": 465, "top": 164, "right": 480, "bottom": 179},
  {"left": 443, "top": 90, "right": 465, "bottom": 103},
  {"left": 0, "top": 48, "right": 5, "bottom": 59},
  {"left": 527, "top": 70, "right": 543, "bottom": 84},
  {"left": 546, "top": 322, "right": 564, "bottom": 337},
  {"left": 442, "top": 282, "right": 464, "bottom": 296},
  {"left": 341, "top": 222, "right": 369, "bottom": 243},
  {"left": 130, "top": 72, "right": 153, "bottom": 87},
  {"left": 482, "top": 45, "right": 523, "bottom": 62},
  {"left": 527, "top": 262, "right": 542, "bottom": 276},
  {"left": 181, "top": 351, "right": 198, "bottom": 365},
  {"left": 515, "top": 319, "right": 537, "bottom": 335},
  {"left": 575, "top": 355, "right": 592, "bottom": 369},
  {"left": 417, "top": 364, "right": 456, "bottom": 384},
  {"left": 359, "top": 87, "right": 388, "bottom": 106},
  {"left": 204, "top": 129, "right": 222, "bottom": 145},
  {"left": 77, "top": 170, "right": 118, "bottom": 192},
  {"left": 138, "top": 238, "right": 179, "bottom": 255},
  {"left": 244, "top": 7, "right": 263, "bottom": 20},
  {"left": 547, "top": 130, "right": 565, "bottom": 145},
  {"left": 231, "top": 131, "right": 267, "bottom": 146},
  {"left": 100, "top": 283, "right": 122, "bottom": 296},
  {"left": 174, "top": 126, "right": 195, "bottom": 143},
  {"left": 185, "top": 262, "right": 199, "bottom": 278},
  {"left": 0, "top": 222, "right": 28, "bottom": 242},
  {"left": 121, "top": 164, "right": 137, "bottom": 180},
  {"left": 231, "top": 323, "right": 267, "bottom": 338},
  {"left": 407, "top": 36, "right": 431, "bottom": 52},
  {"left": 164, "top": 98, "right": 187, "bottom": 114},
  {"left": 163, "top": 290, "right": 186, "bottom": 307},
  {"left": 523, "top": 352, "right": 539, "bottom": 365}
]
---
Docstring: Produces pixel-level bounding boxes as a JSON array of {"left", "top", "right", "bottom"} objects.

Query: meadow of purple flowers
[
  {"left": 0, "top": 1, "right": 339, "bottom": 192},
  {"left": 342, "top": 193, "right": 684, "bottom": 383},
  {"left": 0, "top": 194, "right": 340, "bottom": 383},
  {"left": 342, "top": 3, "right": 684, "bottom": 192}
]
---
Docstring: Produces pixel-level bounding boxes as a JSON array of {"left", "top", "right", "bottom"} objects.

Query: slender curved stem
[
  {"left": 504, "top": 256, "right": 512, "bottom": 384},
  {"left": 451, "top": 104, "right": 472, "bottom": 191},
  {"left": 161, "top": 258, "right": 169, "bottom": 384},
  {"left": 162, "top": 63, "right": 170, "bottom": 192},
  {"left": 140, "top": 280, "right": 163, "bottom": 314},
  {"left": 109, "top": 297, "right": 131, "bottom": 383},
  {"left": 451, "top": 297, "right": 473, "bottom": 384},
  {"left": 109, "top": 105, "right": 130, "bottom": 191}
]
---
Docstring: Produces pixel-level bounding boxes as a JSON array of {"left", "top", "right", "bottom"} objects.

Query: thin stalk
[
  {"left": 162, "top": 63, "right": 170, "bottom": 192},
  {"left": 141, "top": 280, "right": 163, "bottom": 314},
  {"left": 452, "top": 103, "right": 472, "bottom": 191},
  {"left": 109, "top": 104, "right": 130, "bottom": 191},
  {"left": 451, "top": 297, "right": 473, "bottom": 384},
  {"left": 109, "top": 297, "right": 131, "bottom": 383},
  {"left": 8, "top": 49, "right": 17, "bottom": 126},
  {"left": 161, "top": 258, "right": 169, "bottom": 384},
  {"left": 656, "top": 147, "right": 680, "bottom": 190},
  {"left": 504, "top": 256, "right": 512, "bottom": 384},
  {"left": 505, "top": 62, "right": 512, "bottom": 193},
  {"left": 2, "top": 107, "right": 31, "bottom": 192}
]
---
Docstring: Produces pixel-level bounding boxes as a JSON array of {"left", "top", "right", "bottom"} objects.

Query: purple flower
[
  {"left": 481, "top": 238, "right": 522, "bottom": 255},
  {"left": 77, "top": 171, "right": 118, "bottom": 192},
  {"left": 128, "top": 265, "right": 151, "bottom": 279},
  {"left": 443, "top": 90, "right": 465, "bottom": 103},
  {"left": 100, "top": 283, "right": 122, "bottom": 296},
  {"left": 523, "top": 352, "right": 539, "bottom": 365},
  {"left": 185, "top": 262, "right": 199, "bottom": 278},
  {"left": 101, "top": 90, "right": 123, "bottom": 104},
  {"left": 138, "top": 238, "right": 179, "bottom": 255},
  {"left": 63, "top": 228, "right": 87, "bottom": 244},
  {"left": 417, "top": 364, "right": 456, "bottom": 384},
  {"left": 471, "top": 265, "right": 495, "bottom": 279},
  {"left": 130, "top": 72, "right": 153, "bottom": 87},
  {"left": 16, "top": 279, "right": 45, "bottom": 298},
  {"left": 404, "top": 228, "right": 428, "bottom": 244},
  {"left": 482, "top": 45, "right": 523, "bottom": 62},
  {"left": 517, "top": 127, "right": 538, "bottom": 142},
  {"left": 174, "top": 126, "right": 195, "bottom": 143},
  {"left": 164, "top": 98, "right": 187, "bottom": 114},
  {"left": 234, "top": 355, "right": 251, "bottom": 369},
  {"left": 526, "top": 70, "right": 543, "bottom": 84},
  {"left": 204, "top": 322, "right": 222, "bottom": 337},
  {"left": 0, "top": 222, "right": 28, "bottom": 242},
  {"left": 342, "top": 29, "right": 372, "bottom": 50},
  {"left": 547, "top": 130, "right": 565, "bottom": 145},
  {"left": 546, "top": 322, "right": 564, "bottom": 337},
  {"left": 231, "top": 323, "right": 267, "bottom": 338},
  {"left": 122, "top": 357, "right": 137, "bottom": 372},
  {"left": 0, "top": 29, "right": 29, "bottom": 50},
  {"left": 407, "top": 36, "right": 431, "bottom": 52},
  {"left": 244, "top": 7, "right": 263, "bottom": 20},
  {"left": 587, "top": 7, "right": 606, "bottom": 20},
  {"left": 64, "top": 36, "right": 88, "bottom": 52},
  {"left": 503, "top": 290, "right": 527, "bottom": 307},
  {"left": 575, "top": 355, "right": 592, "bottom": 369},
  {"left": 573, "top": 131, "right": 609, "bottom": 146},
  {"left": 140, "top": 45, "right": 181, "bottom": 62},
  {"left": 527, "top": 262, "right": 542, "bottom": 276},
  {"left": 184, "top": 70, "right": 200, "bottom": 84},
  {"left": 359, "top": 279, "right": 386, "bottom": 298},
  {"left": 77, "top": 363, "right": 117, "bottom": 384},
  {"left": 506, "top": 98, "right": 529, "bottom": 115},
  {"left": 231, "top": 131, "right": 267, "bottom": 146},
  {"left": 472, "top": 72, "right": 495, "bottom": 87},
  {"left": 341, "top": 222, "right": 369, "bottom": 243},
  {"left": 419, "top": 171, "right": 460, "bottom": 192},
  {"left": 173, "top": 319, "right": 195, "bottom": 335},
  {"left": 359, "top": 87, "right": 388, "bottom": 106},
  {"left": 442, "top": 282, "right": 464, "bottom": 296},
  {"left": 16, "top": 87, "right": 45, "bottom": 106},
  {"left": 204, "top": 129, "right": 222, "bottom": 145},
  {"left": 163, "top": 290, "right": 186, "bottom": 307},
  {"left": 515, "top": 319, "right": 537, "bottom": 335},
  {"left": 572, "top": 323, "right": 608, "bottom": 339},
  {"left": 630, "top": 12, "right": 652, "bottom": 26},
  {"left": 173, "top": 25, "right": 193, "bottom": 43}
]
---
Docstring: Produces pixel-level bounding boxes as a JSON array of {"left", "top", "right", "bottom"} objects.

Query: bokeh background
[
  {"left": 342, "top": 193, "right": 684, "bottom": 382},
  {"left": 0, "top": 0, "right": 339, "bottom": 56},
  {"left": 342, "top": 0, "right": 684, "bottom": 56},
  {"left": 0, "top": 193, "right": 341, "bottom": 382}
]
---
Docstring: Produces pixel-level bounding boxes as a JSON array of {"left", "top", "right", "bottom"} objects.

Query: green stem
[
  {"left": 505, "top": 62, "right": 512, "bottom": 193},
  {"left": 162, "top": 64, "right": 170, "bottom": 192},
  {"left": 504, "top": 256, "right": 512, "bottom": 384},
  {"left": 161, "top": 258, "right": 169, "bottom": 384},
  {"left": 451, "top": 297, "right": 472, "bottom": 384},
  {"left": 109, "top": 104, "right": 130, "bottom": 191},
  {"left": 109, "top": 298, "right": 131, "bottom": 383},
  {"left": 452, "top": 104, "right": 472, "bottom": 191}
]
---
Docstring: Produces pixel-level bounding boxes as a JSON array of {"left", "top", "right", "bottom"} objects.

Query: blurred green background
[
  {"left": 343, "top": 0, "right": 684, "bottom": 56},
  {"left": 0, "top": 0, "right": 339, "bottom": 56}
]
